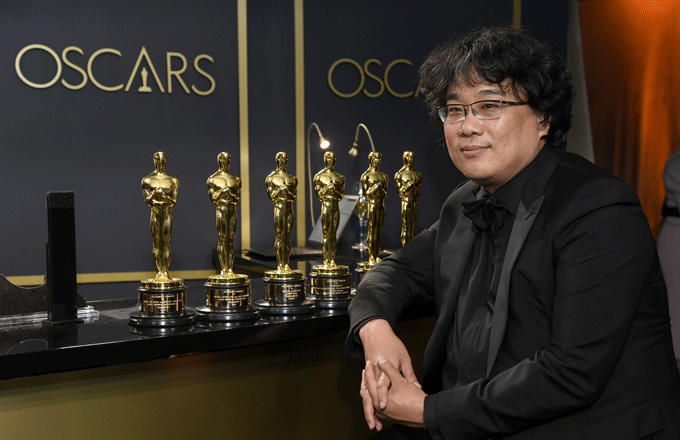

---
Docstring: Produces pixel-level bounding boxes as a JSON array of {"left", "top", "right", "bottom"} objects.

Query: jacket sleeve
[
  {"left": 346, "top": 223, "right": 438, "bottom": 359},
  {"left": 425, "top": 177, "right": 660, "bottom": 439}
]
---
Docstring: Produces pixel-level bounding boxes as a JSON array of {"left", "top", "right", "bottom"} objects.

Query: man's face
[{"left": 443, "top": 80, "right": 549, "bottom": 193}]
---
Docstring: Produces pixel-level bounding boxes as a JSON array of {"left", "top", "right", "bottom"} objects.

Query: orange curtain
[{"left": 578, "top": 0, "right": 680, "bottom": 237}]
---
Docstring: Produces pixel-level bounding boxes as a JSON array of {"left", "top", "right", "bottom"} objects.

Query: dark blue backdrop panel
[
  {"left": 522, "top": 0, "right": 569, "bottom": 56},
  {"left": 0, "top": 1, "right": 239, "bottom": 277},
  {"left": 247, "top": 0, "right": 297, "bottom": 250},
  {"left": 304, "top": 0, "right": 513, "bottom": 249}
]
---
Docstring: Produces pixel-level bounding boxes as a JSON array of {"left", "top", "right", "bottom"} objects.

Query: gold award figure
[
  {"left": 265, "top": 152, "right": 302, "bottom": 278},
  {"left": 309, "top": 151, "right": 352, "bottom": 305},
  {"left": 314, "top": 151, "right": 347, "bottom": 271},
  {"left": 132, "top": 151, "right": 194, "bottom": 328},
  {"left": 395, "top": 151, "right": 422, "bottom": 246},
  {"left": 141, "top": 151, "right": 181, "bottom": 287},
  {"left": 207, "top": 152, "right": 247, "bottom": 283},
  {"left": 358, "top": 152, "right": 388, "bottom": 270},
  {"left": 196, "top": 152, "right": 257, "bottom": 322},
  {"left": 259, "top": 152, "right": 309, "bottom": 311}
]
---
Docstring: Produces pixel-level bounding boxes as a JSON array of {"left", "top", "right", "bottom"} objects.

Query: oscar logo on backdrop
[{"left": 138, "top": 67, "right": 152, "bottom": 93}]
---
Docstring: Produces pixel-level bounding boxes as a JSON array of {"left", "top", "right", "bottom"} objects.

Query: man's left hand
[{"left": 363, "top": 356, "right": 427, "bottom": 430}]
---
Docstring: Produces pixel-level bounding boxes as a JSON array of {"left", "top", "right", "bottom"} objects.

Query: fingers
[
  {"left": 361, "top": 367, "right": 383, "bottom": 431},
  {"left": 397, "top": 356, "right": 422, "bottom": 389},
  {"left": 364, "top": 361, "right": 382, "bottom": 411},
  {"left": 361, "top": 369, "right": 376, "bottom": 430},
  {"left": 376, "top": 371, "right": 390, "bottom": 410},
  {"left": 377, "top": 355, "right": 402, "bottom": 381}
]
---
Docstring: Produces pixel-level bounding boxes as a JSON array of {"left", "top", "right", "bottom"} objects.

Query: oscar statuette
[
  {"left": 130, "top": 152, "right": 195, "bottom": 328},
  {"left": 308, "top": 152, "right": 351, "bottom": 309},
  {"left": 355, "top": 152, "right": 388, "bottom": 283},
  {"left": 196, "top": 152, "right": 258, "bottom": 323},
  {"left": 255, "top": 152, "right": 314, "bottom": 315},
  {"left": 395, "top": 151, "right": 422, "bottom": 246}
]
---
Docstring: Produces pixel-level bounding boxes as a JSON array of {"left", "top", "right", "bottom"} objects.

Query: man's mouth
[{"left": 460, "top": 145, "right": 489, "bottom": 157}]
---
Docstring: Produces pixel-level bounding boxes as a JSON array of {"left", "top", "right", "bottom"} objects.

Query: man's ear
[{"left": 538, "top": 113, "right": 551, "bottom": 138}]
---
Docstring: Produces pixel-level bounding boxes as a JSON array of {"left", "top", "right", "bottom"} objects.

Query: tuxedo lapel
[
  {"left": 438, "top": 215, "right": 477, "bottom": 315},
  {"left": 424, "top": 184, "right": 478, "bottom": 384},
  {"left": 486, "top": 195, "right": 545, "bottom": 376}
]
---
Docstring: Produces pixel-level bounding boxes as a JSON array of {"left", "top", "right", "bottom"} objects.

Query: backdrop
[{"left": 0, "top": 0, "right": 568, "bottom": 295}]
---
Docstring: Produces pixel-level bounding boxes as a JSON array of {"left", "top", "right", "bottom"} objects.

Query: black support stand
[{"left": 43, "top": 192, "right": 83, "bottom": 326}]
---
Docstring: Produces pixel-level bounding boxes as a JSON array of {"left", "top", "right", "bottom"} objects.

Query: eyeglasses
[{"left": 437, "top": 100, "right": 529, "bottom": 124}]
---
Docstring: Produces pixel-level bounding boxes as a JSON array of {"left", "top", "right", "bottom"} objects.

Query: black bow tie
[{"left": 462, "top": 194, "right": 506, "bottom": 231}]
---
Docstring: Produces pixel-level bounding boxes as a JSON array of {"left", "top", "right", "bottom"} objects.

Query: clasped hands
[{"left": 359, "top": 319, "right": 428, "bottom": 432}]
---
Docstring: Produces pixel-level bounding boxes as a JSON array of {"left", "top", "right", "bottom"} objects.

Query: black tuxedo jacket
[{"left": 348, "top": 147, "right": 680, "bottom": 439}]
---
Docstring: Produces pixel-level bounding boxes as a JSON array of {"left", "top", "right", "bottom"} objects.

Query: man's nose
[{"left": 459, "top": 107, "right": 482, "bottom": 135}]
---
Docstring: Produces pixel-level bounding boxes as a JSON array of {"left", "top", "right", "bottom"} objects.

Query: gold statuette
[
  {"left": 197, "top": 152, "right": 257, "bottom": 322},
  {"left": 131, "top": 151, "right": 195, "bottom": 328},
  {"left": 395, "top": 151, "right": 422, "bottom": 246},
  {"left": 356, "top": 152, "right": 388, "bottom": 272},
  {"left": 256, "top": 152, "right": 312, "bottom": 315},
  {"left": 309, "top": 152, "right": 351, "bottom": 308}
]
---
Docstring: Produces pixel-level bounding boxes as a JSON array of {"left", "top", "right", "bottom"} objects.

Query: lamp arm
[{"left": 353, "top": 123, "right": 376, "bottom": 153}]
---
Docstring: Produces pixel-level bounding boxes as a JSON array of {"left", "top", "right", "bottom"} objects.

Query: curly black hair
[{"left": 419, "top": 26, "right": 573, "bottom": 151}]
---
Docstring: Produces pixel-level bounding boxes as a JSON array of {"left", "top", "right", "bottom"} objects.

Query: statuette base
[
  {"left": 130, "top": 284, "right": 195, "bottom": 327},
  {"left": 308, "top": 270, "right": 352, "bottom": 309},
  {"left": 254, "top": 299, "right": 314, "bottom": 316},
  {"left": 196, "top": 280, "right": 258, "bottom": 322},
  {"left": 258, "top": 275, "right": 313, "bottom": 315},
  {"left": 311, "top": 264, "right": 350, "bottom": 277},
  {"left": 356, "top": 261, "right": 377, "bottom": 272},
  {"left": 207, "top": 273, "right": 250, "bottom": 286},
  {"left": 195, "top": 306, "right": 258, "bottom": 322},
  {"left": 263, "top": 269, "right": 305, "bottom": 281},
  {"left": 140, "top": 278, "right": 185, "bottom": 291}
]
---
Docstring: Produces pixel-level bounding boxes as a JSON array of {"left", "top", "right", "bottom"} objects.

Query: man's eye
[{"left": 480, "top": 102, "right": 501, "bottom": 110}]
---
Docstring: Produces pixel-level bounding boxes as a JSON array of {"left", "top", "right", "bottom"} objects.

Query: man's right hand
[{"left": 358, "top": 319, "right": 421, "bottom": 431}]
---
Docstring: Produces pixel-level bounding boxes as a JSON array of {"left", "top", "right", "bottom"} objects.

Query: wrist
[{"left": 358, "top": 318, "right": 391, "bottom": 343}]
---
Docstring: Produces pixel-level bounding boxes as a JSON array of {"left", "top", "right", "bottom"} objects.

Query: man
[
  {"left": 141, "top": 151, "right": 179, "bottom": 284},
  {"left": 314, "top": 151, "right": 346, "bottom": 268},
  {"left": 347, "top": 27, "right": 680, "bottom": 439},
  {"left": 265, "top": 151, "right": 298, "bottom": 273},
  {"left": 207, "top": 152, "right": 241, "bottom": 279},
  {"left": 361, "top": 152, "right": 389, "bottom": 268},
  {"left": 395, "top": 151, "right": 423, "bottom": 246}
]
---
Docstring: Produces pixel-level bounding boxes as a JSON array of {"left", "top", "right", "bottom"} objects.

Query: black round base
[
  {"left": 258, "top": 313, "right": 311, "bottom": 323},
  {"left": 129, "top": 308, "right": 196, "bottom": 328},
  {"left": 129, "top": 325, "right": 195, "bottom": 336},
  {"left": 195, "top": 306, "right": 259, "bottom": 322},
  {"left": 253, "top": 299, "right": 315, "bottom": 316},
  {"left": 307, "top": 295, "right": 352, "bottom": 310},
  {"left": 196, "top": 319, "right": 258, "bottom": 330}
]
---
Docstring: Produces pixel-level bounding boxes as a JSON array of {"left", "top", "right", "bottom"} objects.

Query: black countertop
[{"left": 0, "top": 251, "right": 435, "bottom": 381}]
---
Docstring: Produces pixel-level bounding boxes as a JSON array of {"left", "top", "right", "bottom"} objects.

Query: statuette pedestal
[
  {"left": 130, "top": 279, "right": 195, "bottom": 328},
  {"left": 308, "top": 265, "right": 352, "bottom": 309}
]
